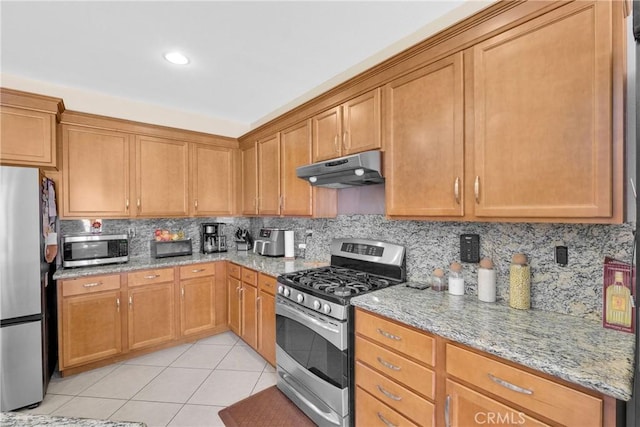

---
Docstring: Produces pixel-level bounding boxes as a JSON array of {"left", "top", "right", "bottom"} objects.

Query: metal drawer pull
[
  {"left": 377, "top": 328, "right": 401, "bottom": 341},
  {"left": 191, "top": 269, "right": 205, "bottom": 273},
  {"left": 445, "top": 395, "right": 451, "bottom": 427},
  {"left": 488, "top": 373, "right": 533, "bottom": 395},
  {"left": 377, "top": 412, "right": 397, "bottom": 427},
  {"left": 376, "top": 385, "right": 402, "bottom": 401},
  {"left": 377, "top": 357, "right": 401, "bottom": 371},
  {"left": 83, "top": 281, "right": 102, "bottom": 288},
  {"left": 144, "top": 274, "right": 159, "bottom": 279}
]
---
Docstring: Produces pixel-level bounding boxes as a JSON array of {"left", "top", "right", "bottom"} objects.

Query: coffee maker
[{"left": 201, "top": 223, "right": 227, "bottom": 254}]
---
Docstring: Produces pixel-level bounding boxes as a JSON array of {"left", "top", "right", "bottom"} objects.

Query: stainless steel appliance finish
[
  {"left": 296, "top": 150, "right": 384, "bottom": 189},
  {"left": 61, "top": 233, "right": 128, "bottom": 268},
  {"left": 276, "top": 238, "right": 406, "bottom": 427},
  {"left": 201, "top": 222, "right": 227, "bottom": 254},
  {"left": 151, "top": 239, "right": 193, "bottom": 258},
  {"left": 0, "top": 166, "right": 45, "bottom": 411},
  {"left": 253, "top": 228, "right": 286, "bottom": 257}
]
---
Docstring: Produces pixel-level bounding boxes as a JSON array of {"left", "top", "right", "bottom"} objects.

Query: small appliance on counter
[
  {"left": 150, "top": 239, "right": 193, "bottom": 258},
  {"left": 253, "top": 228, "right": 287, "bottom": 257},
  {"left": 201, "top": 223, "right": 227, "bottom": 254},
  {"left": 61, "top": 233, "right": 129, "bottom": 268},
  {"left": 235, "top": 228, "right": 253, "bottom": 251}
]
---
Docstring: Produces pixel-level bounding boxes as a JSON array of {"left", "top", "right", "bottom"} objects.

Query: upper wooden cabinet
[
  {"left": 0, "top": 88, "right": 64, "bottom": 169},
  {"left": 385, "top": 53, "right": 464, "bottom": 218},
  {"left": 240, "top": 143, "right": 258, "bottom": 215},
  {"left": 470, "top": 0, "right": 616, "bottom": 221},
  {"left": 190, "top": 144, "right": 235, "bottom": 216},
  {"left": 257, "top": 133, "right": 281, "bottom": 216},
  {"left": 312, "top": 88, "right": 381, "bottom": 162}
]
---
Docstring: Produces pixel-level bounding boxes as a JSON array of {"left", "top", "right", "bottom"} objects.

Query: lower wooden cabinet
[
  {"left": 257, "top": 273, "right": 276, "bottom": 365},
  {"left": 179, "top": 263, "right": 217, "bottom": 337}
]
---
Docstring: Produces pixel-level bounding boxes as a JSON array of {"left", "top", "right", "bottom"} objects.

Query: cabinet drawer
[
  {"left": 179, "top": 263, "right": 216, "bottom": 280},
  {"left": 356, "top": 309, "right": 434, "bottom": 366},
  {"left": 228, "top": 263, "right": 241, "bottom": 279},
  {"left": 446, "top": 344, "right": 602, "bottom": 426},
  {"left": 62, "top": 274, "right": 121, "bottom": 297},
  {"left": 356, "top": 361, "right": 434, "bottom": 425},
  {"left": 356, "top": 336, "right": 435, "bottom": 399},
  {"left": 128, "top": 268, "right": 174, "bottom": 287},
  {"left": 258, "top": 273, "right": 277, "bottom": 295},
  {"left": 356, "top": 386, "right": 425, "bottom": 427},
  {"left": 241, "top": 268, "right": 257, "bottom": 286}
]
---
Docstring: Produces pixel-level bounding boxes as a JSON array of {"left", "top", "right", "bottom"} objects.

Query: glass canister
[
  {"left": 448, "top": 262, "right": 464, "bottom": 295},
  {"left": 431, "top": 268, "right": 447, "bottom": 291},
  {"left": 509, "top": 253, "right": 531, "bottom": 309}
]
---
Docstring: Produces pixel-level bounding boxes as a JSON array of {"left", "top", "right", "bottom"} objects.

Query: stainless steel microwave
[{"left": 62, "top": 233, "right": 129, "bottom": 268}]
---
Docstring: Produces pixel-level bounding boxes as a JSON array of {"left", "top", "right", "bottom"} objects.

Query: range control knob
[
  {"left": 313, "top": 300, "right": 321, "bottom": 310},
  {"left": 296, "top": 294, "right": 304, "bottom": 303},
  {"left": 283, "top": 287, "right": 290, "bottom": 297},
  {"left": 322, "top": 304, "right": 331, "bottom": 314},
  {"left": 277, "top": 286, "right": 284, "bottom": 295}
]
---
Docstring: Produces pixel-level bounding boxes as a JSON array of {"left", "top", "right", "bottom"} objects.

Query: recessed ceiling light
[{"left": 164, "top": 51, "right": 189, "bottom": 65}]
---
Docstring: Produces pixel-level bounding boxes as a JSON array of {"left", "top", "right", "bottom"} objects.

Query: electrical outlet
[
  {"left": 460, "top": 234, "right": 480, "bottom": 263},
  {"left": 305, "top": 229, "right": 313, "bottom": 236},
  {"left": 555, "top": 246, "right": 568, "bottom": 266}
]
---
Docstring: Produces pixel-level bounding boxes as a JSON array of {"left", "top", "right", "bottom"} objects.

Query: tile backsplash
[{"left": 61, "top": 215, "right": 635, "bottom": 321}]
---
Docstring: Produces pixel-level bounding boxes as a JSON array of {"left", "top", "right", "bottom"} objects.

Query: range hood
[{"left": 296, "top": 150, "right": 384, "bottom": 189}]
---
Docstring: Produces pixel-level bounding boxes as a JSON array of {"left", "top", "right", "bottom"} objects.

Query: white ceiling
[{"left": 1, "top": 1, "right": 492, "bottom": 137}]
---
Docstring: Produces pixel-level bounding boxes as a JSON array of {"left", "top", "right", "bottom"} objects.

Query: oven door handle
[
  {"left": 279, "top": 371, "right": 342, "bottom": 426},
  {"left": 277, "top": 300, "right": 340, "bottom": 335}
]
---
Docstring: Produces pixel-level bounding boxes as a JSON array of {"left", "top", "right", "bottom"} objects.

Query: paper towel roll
[{"left": 284, "top": 230, "right": 295, "bottom": 258}]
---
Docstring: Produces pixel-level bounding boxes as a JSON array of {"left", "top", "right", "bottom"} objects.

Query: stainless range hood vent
[{"left": 296, "top": 150, "right": 384, "bottom": 189}]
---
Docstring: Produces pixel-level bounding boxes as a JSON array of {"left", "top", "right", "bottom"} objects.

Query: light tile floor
[{"left": 19, "top": 332, "right": 277, "bottom": 426}]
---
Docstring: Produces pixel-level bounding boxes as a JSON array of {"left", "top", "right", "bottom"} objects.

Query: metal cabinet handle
[
  {"left": 181, "top": 287, "right": 185, "bottom": 299},
  {"left": 377, "top": 357, "right": 401, "bottom": 371},
  {"left": 377, "top": 412, "right": 397, "bottom": 427},
  {"left": 454, "top": 177, "right": 460, "bottom": 204},
  {"left": 256, "top": 296, "right": 261, "bottom": 311},
  {"left": 488, "top": 373, "right": 533, "bottom": 395},
  {"left": 125, "top": 199, "right": 129, "bottom": 210},
  {"left": 474, "top": 176, "right": 480, "bottom": 203},
  {"left": 191, "top": 269, "right": 205, "bottom": 273},
  {"left": 116, "top": 298, "right": 120, "bottom": 312},
  {"left": 377, "top": 328, "right": 401, "bottom": 341},
  {"left": 128, "top": 295, "right": 133, "bottom": 308},
  {"left": 83, "top": 281, "right": 102, "bottom": 288},
  {"left": 334, "top": 135, "right": 339, "bottom": 153},
  {"left": 137, "top": 198, "right": 141, "bottom": 209},
  {"left": 342, "top": 132, "right": 348, "bottom": 151},
  {"left": 376, "top": 385, "right": 402, "bottom": 401},
  {"left": 144, "top": 274, "right": 160, "bottom": 279},
  {"left": 194, "top": 200, "right": 198, "bottom": 210},
  {"left": 445, "top": 395, "right": 451, "bottom": 427}
]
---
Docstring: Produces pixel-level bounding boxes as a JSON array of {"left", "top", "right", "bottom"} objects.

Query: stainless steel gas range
[{"left": 275, "top": 238, "right": 406, "bottom": 427}]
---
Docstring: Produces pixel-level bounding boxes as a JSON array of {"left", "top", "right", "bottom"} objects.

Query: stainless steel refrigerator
[{"left": 0, "top": 166, "right": 51, "bottom": 411}]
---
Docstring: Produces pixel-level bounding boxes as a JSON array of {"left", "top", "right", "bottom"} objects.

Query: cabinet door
[
  {"left": 191, "top": 144, "right": 234, "bottom": 216},
  {"left": 61, "top": 290, "right": 122, "bottom": 368},
  {"left": 257, "top": 290, "right": 275, "bottom": 366},
  {"left": 241, "top": 284, "right": 258, "bottom": 348},
  {"left": 180, "top": 275, "right": 216, "bottom": 337},
  {"left": 62, "top": 125, "right": 132, "bottom": 218},
  {"left": 385, "top": 53, "right": 464, "bottom": 217},
  {"left": 446, "top": 380, "right": 550, "bottom": 427},
  {"left": 135, "top": 135, "right": 189, "bottom": 217},
  {"left": 471, "top": 1, "right": 612, "bottom": 219},
  {"left": 1, "top": 106, "right": 56, "bottom": 168},
  {"left": 312, "top": 106, "right": 342, "bottom": 162},
  {"left": 257, "top": 134, "right": 281, "bottom": 215},
  {"left": 228, "top": 276, "right": 241, "bottom": 335},
  {"left": 280, "top": 120, "right": 313, "bottom": 216},
  {"left": 343, "top": 88, "right": 381, "bottom": 155},
  {"left": 128, "top": 282, "right": 175, "bottom": 350},
  {"left": 241, "top": 143, "right": 258, "bottom": 215}
]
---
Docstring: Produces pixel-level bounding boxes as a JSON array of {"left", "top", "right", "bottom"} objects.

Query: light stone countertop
[
  {"left": 53, "top": 254, "right": 635, "bottom": 402},
  {"left": 0, "top": 412, "right": 146, "bottom": 427},
  {"left": 350, "top": 283, "right": 636, "bottom": 401}
]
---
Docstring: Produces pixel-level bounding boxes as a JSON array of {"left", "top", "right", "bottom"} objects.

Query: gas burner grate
[{"left": 286, "top": 266, "right": 396, "bottom": 297}]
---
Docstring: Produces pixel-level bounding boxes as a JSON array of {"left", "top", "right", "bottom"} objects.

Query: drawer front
[
  {"left": 356, "top": 361, "right": 434, "bottom": 425},
  {"left": 356, "top": 336, "right": 435, "bottom": 399},
  {"left": 356, "top": 386, "right": 426, "bottom": 427},
  {"left": 356, "top": 309, "right": 434, "bottom": 366},
  {"left": 241, "top": 268, "right": 257, "bottom": 286},
  {"left": 258, "top": 273, "right": 277, "bottom": 295},
  {"left": 446, "top": 344, "right": 602, "bottom": 426},
  {"left": 128, "top": 268, "right": 174, "bottom": 287},
  {"left": 228, "top": 263, "right": 241, "bottom": 279},
  {"left": 62, "top": 274, "right": 121, "bottom": 297},
  {"left": 179, "top": 263, "right": 216, "bottom": 280}
]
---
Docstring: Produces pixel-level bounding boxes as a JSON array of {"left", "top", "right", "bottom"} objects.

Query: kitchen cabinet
[
  {"left": 0, "top": 88, "right": 64, "bottom": 168},
  {"left": 312, "top": 88, "right": 381, "bottom": 162},
  {"left": 58, "top": 274, "right": 122, "bottom": 370},
  {"left": 469, "top": 0, "right": 616, "bottom": 220},
  {"left": 385, "top": 53, "right": 464, "bottom": 218},
  {"left": 240, "top": 143, "right": 258, "bottom": 215},
  {"left": 257, "top": 273, "right": 276, "bottom": 366},
  {"left": 179, "top": 263, "right": 222, "bottom": 337},
  {"left": 127, "top": 268, "right": 176, "bottom": 351},
  {"left": 257, "top": 133, "right": 281, "bottom": 216},
  {"left": 227, "top": 263, "right": 258, "bottom": 347},
  {"left": 190, "top": 143, "right": 235, "bottom": 216}
]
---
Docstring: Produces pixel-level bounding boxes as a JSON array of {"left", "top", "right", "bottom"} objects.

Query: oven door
[{"left": 275, "top": 296, "right": 349, "bottom": 427}]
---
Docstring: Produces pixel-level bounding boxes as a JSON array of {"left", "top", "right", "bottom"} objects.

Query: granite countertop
[
  {"left": 0, "top": 412, "right": 145, "bottom": 426},
  {"left": 53, "top": 250, "right": 328, "bottom": 280},
  {"left": 351, "top": 283, "right": 636, "bottom": 401}
]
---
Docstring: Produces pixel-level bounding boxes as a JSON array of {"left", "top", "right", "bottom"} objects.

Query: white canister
[
  {"left": 477, "top": 257, "right": 496, "bottom": 302},
  {"left": 448, "top": 262, "right": 464, "bottom": 296}
]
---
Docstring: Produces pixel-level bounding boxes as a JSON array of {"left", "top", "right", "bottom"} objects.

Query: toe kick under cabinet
[
  {"left": 354, "top": 308, "right": 616, "bottom": 427},
  {"left": 57, "top": 261, "right": 228, "bottom": 376}
]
